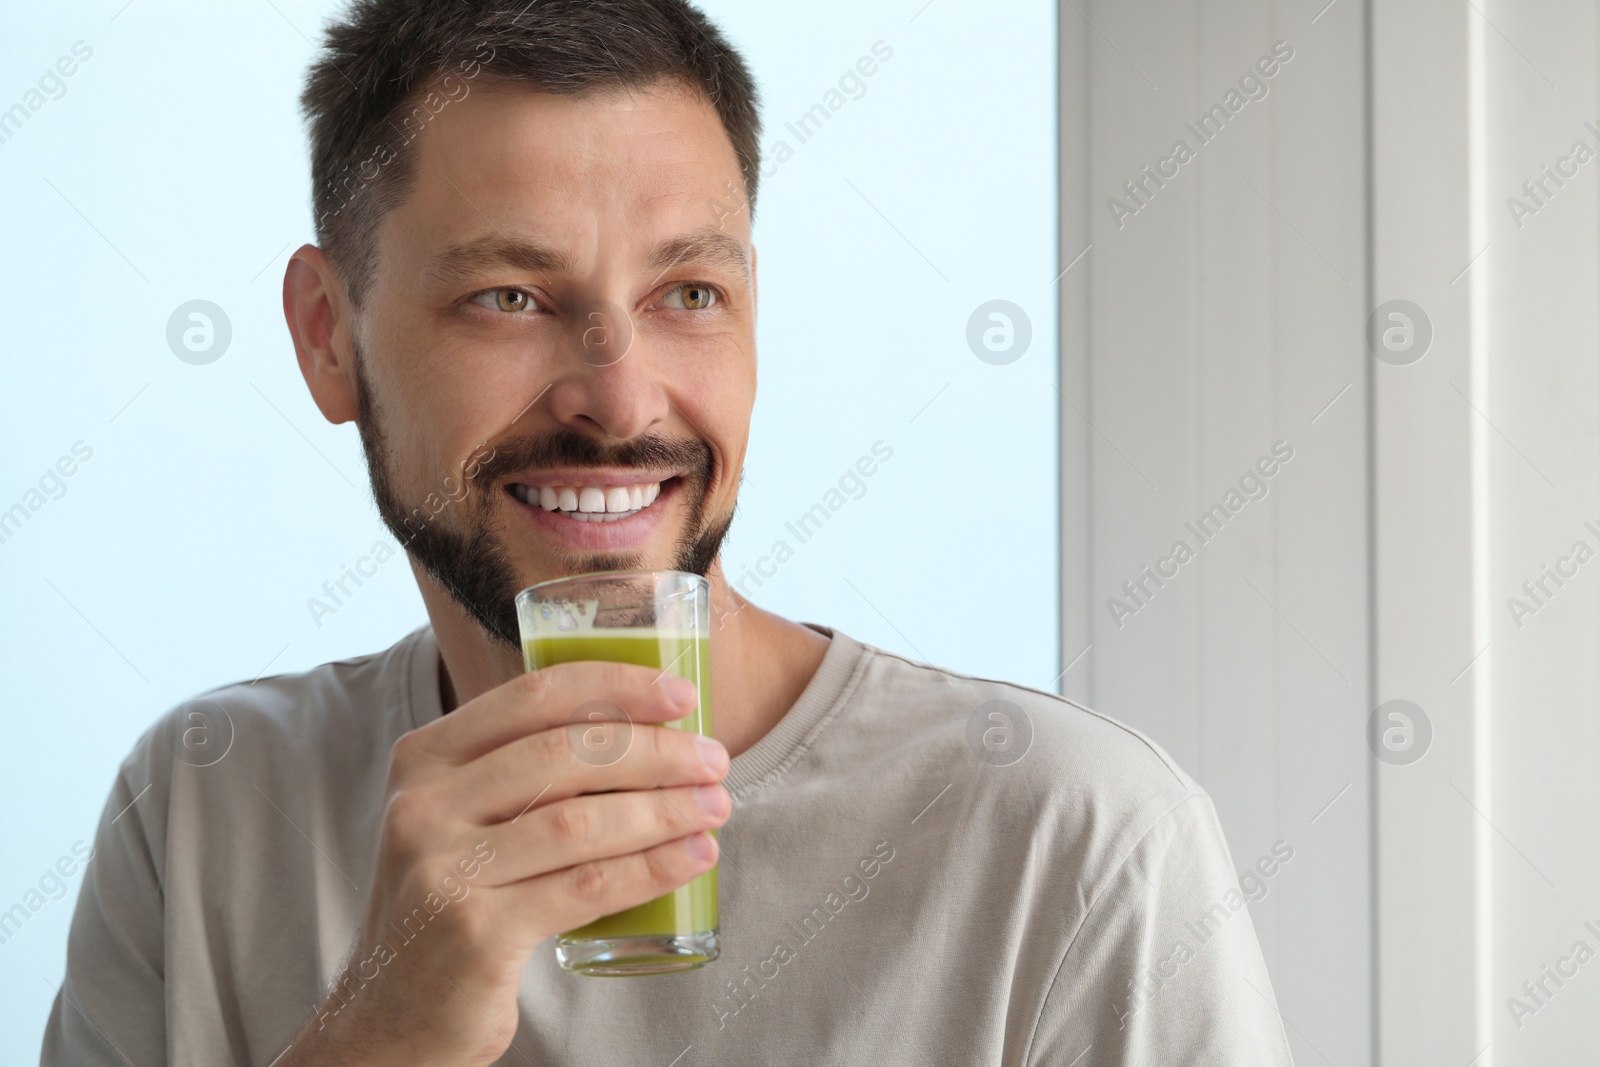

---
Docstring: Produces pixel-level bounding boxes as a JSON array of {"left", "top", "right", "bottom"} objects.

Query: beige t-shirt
[{"left": 41, "top": 623, "right": 1295, "bottom": 1066}]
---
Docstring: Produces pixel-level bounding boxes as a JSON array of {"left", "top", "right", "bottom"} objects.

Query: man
[{"left": 43, "top": 1, "right": 1295, "bottom": 1064}]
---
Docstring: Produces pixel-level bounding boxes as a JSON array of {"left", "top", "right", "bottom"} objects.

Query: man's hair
[{"left": 300, "top": 0, "right": 762, "bottom": 309}]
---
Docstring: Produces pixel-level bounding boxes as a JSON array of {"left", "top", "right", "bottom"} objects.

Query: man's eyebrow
[
  {"left": 418, "top": 228, "right": 751, "bottom": 291},
  {"left": 645, "top": 227, "right": 751, "bottom": 279},
  {"left": 419, "top": 235, "right": 576, "bottom": 291}
]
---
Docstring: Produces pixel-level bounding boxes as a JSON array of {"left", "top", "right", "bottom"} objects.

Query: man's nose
[{"left": 543, "top": 300, "right": 671, "bottom": 441}]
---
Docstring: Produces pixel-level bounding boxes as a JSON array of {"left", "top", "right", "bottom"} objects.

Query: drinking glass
[{"left": 514, "top": 569, "right": 718, "bottom": 976}]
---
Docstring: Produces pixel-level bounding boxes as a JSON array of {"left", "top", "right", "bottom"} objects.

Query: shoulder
[
  {"left": 837, "top": 634, "right": 1205, "bottom": 852},
  {"left": 855, "top": 637, "right": 1196, "bottom": 790},
  {"left": 155, "top": 625, "right": 429, "bottom": 769},
  {"left": 110, "top": 627, "right": 431, "bottom": 841}
]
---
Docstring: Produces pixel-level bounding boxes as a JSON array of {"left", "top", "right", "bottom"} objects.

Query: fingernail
[
  {"left": 693, "top": 783, "right": 728, "bottom": 817},
  {"left": 684, "top": 833, "right": 718, "bottom": 864},
  {"left": 663, "top": 675, "right": 697, "bottom": 708},
  {"left": 695, "top": 735, "right": 728, "bottom": 772}
]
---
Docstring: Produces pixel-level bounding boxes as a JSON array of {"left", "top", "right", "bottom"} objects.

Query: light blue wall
[{"left": 0, "top": 0, "right": 1056, "bottom": 1052}]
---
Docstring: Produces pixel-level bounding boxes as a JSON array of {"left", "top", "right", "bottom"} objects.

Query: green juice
[{"left": 523, "top": 631, "right": 718, "bottom": 959}]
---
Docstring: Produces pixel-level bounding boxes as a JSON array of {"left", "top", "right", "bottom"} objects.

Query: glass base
[{"left": 556, "top": 930, "right": 719, "bottom": 976}]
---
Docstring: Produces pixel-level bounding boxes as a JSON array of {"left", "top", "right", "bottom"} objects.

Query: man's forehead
[{"left": 391, "top": 79, "right": 749, "bottom": 275}]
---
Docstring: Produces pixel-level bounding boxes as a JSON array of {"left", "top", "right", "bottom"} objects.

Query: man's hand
[{"left": 279, "top": 662, "right": 730, "bottom": 1067}]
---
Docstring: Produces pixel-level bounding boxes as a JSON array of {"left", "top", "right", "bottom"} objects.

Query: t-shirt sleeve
[
  {"left": 39, "top": 740, "right": 168, "bottom": 1067},
  {"left": 1025, "top": 792, "right": 1296, "bottom": 1066}
]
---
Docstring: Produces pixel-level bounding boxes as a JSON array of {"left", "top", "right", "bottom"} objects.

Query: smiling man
[{"left": 42, "top": 2, "right": 1294, "bottom": 1065}]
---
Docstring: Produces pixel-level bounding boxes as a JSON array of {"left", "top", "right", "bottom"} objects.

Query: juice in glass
[{"left": 515, "top": 571, "right": 718, "bottom": 976}]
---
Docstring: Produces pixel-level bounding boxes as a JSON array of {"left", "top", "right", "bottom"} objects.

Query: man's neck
[{"left": 416, "top": 560, "right": 831, "bottom": 759}]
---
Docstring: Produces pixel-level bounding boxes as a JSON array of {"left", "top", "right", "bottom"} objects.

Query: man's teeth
[{"left": 512, "top": 481, "right": 663, "bottom": 522}]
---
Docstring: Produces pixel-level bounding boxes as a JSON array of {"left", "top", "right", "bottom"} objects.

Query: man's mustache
[{"left": 469, "top": 429, "right": 714, "bottom": 490}]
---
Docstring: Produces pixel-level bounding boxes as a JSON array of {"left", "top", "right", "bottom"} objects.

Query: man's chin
[
  {"left": 393, "top": 504, "right": 731, "bottom": 652},
  {"left": 515, "top": 552, "right": 649, "bottom": 588}
]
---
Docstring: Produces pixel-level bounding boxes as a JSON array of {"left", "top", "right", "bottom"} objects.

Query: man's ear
[
  {"left": 283, "top": 244, "right": 359, "bottom": 424},
  {"left": 750, "top": 243, "right": 758, "bottom": 320}
]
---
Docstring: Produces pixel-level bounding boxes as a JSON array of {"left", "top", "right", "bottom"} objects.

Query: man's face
[{"left": 350, "top": 80, "right": 756, "bottom": 647}]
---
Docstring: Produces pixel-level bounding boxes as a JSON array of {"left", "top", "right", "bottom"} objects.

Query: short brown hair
[{"left": 300, "top": 0, "right": 762, "bottom": 309}]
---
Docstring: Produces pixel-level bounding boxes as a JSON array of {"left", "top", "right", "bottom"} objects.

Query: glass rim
[{"left": 513, "top": 568, "right": 707, "bottom": 608}]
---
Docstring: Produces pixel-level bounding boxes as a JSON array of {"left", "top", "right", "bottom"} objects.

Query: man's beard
[{"left": 353, "top": 341, "right": 733, "bottom": 651}]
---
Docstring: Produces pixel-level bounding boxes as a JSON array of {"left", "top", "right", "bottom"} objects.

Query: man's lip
[{"left": 503, "top": 469, "right": 683, "bottom": 489}]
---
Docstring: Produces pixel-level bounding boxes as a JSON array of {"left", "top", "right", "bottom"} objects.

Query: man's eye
[
  {"left": 663, "top": 284, "right": 718, "bottom": 311},
  {"left": 472, "top": 288, "right": 537, "bottom": 313}
]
